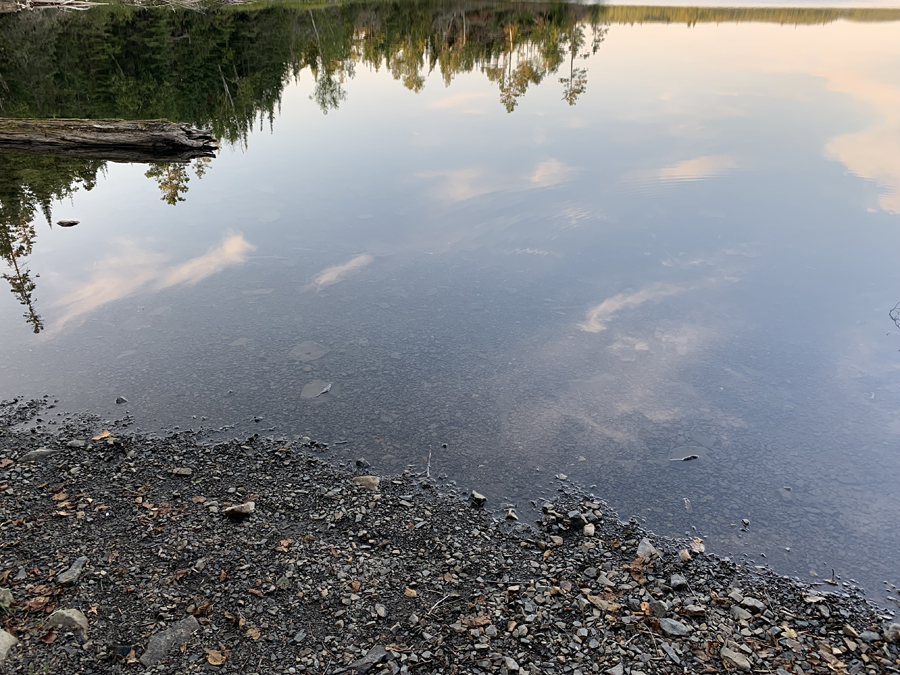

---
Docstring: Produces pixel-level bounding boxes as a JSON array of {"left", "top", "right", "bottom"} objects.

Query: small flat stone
[
  {"left": 19, "top": 447, "right": 61, "bottom": 462},
  {"left": 649, "top": 599, "right": 668, "bottom": 617},
  {"left": 352, "top": 476, "right": 380, "bottom": 491},
  {"left": 741, "top": 597, "right": 765, "bottom": 613},
  {"left": 346, "top": 644, "right": 388, "bottom": 673},
  {"left": 140, "top": 615, "right": 200, "bottom": 666},
  {"left": 66, "top": 440, "right": 85, "bottom": 448},
  {"left": 45, "top": 608, "right": 89, "bottom": 639},
  {"left": 658, "top": 618, "right": 691, "bottom": 637},
  {"left": 583, "top": 523, "right": 595, "bottom": 537},
  {"left": 660, "top": 641, "right": 680, "bottom": 665},
  {"left": 56, "top": 556, "right": 88, "bottom": 586},
  {"left": 0, "top": 630, "right": 18, "bottom": 668},
  {"left": 859, "top": 630, "right": 881, "bottom": 643},
  {"left": 470, "top": 491, "right": 486, "bottom": 507},
  {"left": 223, "top": 501, "right": 255, "bottom": 519},
  {"left": 172, "top": 467, "right": 193, "bottom": 476},
  {"left": 115, "top": 396, "right": 128, "bottom": 404},
  {"left": 731, "top": 605, "right": 753, "bottom": 622},
  {"left": 670, "top": 574, "right": 689, "bottom": 590},
  {"left": 885, "top": 624, "right": 900, "bottom": 643},
  {"left": 606, "top": 664, "right": 624, "bottom": 675},
  {"left": 721, "top": 647, "right": 752, "bottom": 671},
  {"left": 636, "top": 538, "right": 659, "bottom": 561},
  {"left": 0, "top": 589, "right": 13, "bottom": 607}
]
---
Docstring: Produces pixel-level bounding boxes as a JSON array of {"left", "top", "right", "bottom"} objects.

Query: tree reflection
[{"left": 0, "top": 152, "right": 102, "bottom": 333}]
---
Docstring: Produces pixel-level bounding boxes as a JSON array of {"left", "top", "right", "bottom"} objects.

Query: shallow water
[{"left": 2, "top": 1, "right": 900, "bottom": 607}]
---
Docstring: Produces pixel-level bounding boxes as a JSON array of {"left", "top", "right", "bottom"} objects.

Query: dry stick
[
  {"left": 426, "top": 594, "right": 451, "bottom": 616},
  {"left": 426, "top": 448, "right": 432, "bottom": 478}
]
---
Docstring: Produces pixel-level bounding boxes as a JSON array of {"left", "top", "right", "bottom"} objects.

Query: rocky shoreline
[{"left": 0, "top": 398, "right": 898, "bottom": 675}]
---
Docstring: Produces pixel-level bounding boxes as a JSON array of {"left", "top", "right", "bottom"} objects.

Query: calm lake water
[{"left": 2, "top": 1, "right": 900, "bottom": 606}]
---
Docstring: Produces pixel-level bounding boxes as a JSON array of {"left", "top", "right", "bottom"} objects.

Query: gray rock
[
  {"left": 721, "top": 647, "right": 751, "bottom": 671},
  {"left": 470, "top": 491, "right": 486, "bottom": 507},
  {"left": 670, "top": 574, "right": 689, "bottom": 590},
  {"left": 346, "top": 644, "right": 389, "bottom": 673},
  {"left": 45, "top": 608, "right": 89, "bottom": 639},
  {"left": 66, "top": 440, "right": 85, "bottom": 448},
  {"left": 731, "top": 605, "right": 753, "bottom": 622},
  {"left": 741, "top": 597, "right": 765, "bottom": 614},
  {"left": 858, "top": 630, "right": 881, "bottom": 643},
  {"left": 293, "top": 630, "right": 307, "bottom": 643},
  {"left": 606, "top": 665, "right": 624, "bottom": 675},
  {"left": 115, "top": 396, "right": 128, "bottom": 404},
  {"left": 658, "top": 618, "right": 691, "bottom": 637},
  {"left": 0, "top": 630, "right": 18, "bottom": 668},
  {"left": 0, "top": 588, "right": 13, "bottom": 607},
  {"left": 842, "top": 624, "right": 859, "bottom": 638},
  {"left": 140, "top": 615, "right": 200, "bottom": 666},
  {"left": 19, "top": 447, "right": 61, "bottom": 462},
  {"left": 375, "top": 603, "right": 387, "bottom": 618},
  {"left": 884, "top": 624, "right": 900, "bottom": 643},
  {"left": 223, "top": 501, "right": 255, "bottom": 519},
  {"left": 504, "top": 656, "right": 519, "bottom": 671},
  {"left": 660, "top": 641, "right": 680, "bottom": 665},
  {"left": 56, "top": 556, "right": 88, "bottom": 586},
  {"left": 649, "top": 599, "right": 668, "bottom": 617},
  {"left": 636, "top": 538, "right": 659, "bottom": 561},
  {"left": 684, "top": 604, "right": 706, "bottom": 617}
]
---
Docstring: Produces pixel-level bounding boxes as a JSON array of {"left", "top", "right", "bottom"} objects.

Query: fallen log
[{"left": 0, "top": 119, "right": 218, "bottom": 158}]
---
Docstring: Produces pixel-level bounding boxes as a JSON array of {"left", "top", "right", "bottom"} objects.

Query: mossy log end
[{"left": 0, "top": 119, "right": 218, "bottom": 158}]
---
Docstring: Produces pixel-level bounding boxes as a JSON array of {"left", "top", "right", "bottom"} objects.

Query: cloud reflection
[
  {"left": 657, "top": 155, "right": 736, "bottom": 182},
  {"left": 48, "top": 232, "right": 254, "bottom": 335},
  {"left": 305, "top": 253, "right": 373, "bottom": 291},
  {"left": 578, "top": 281, "right": 696, "bottom": 333}
]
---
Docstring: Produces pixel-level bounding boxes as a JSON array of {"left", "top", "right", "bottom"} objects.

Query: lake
[{"left": 2, "top": 0, "right": 900, "bottom": 608}]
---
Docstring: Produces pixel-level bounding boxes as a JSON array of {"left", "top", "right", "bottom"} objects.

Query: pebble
[
  {"left": 56, "top": 556, "right": 88, "bottom": 586},
  {"left": 670, "top": 573, "right": 689, "bottom": 590},
  {"left": 0, "top": 589, "right": 12, "bottom": 607},
  {"left": 0, "top": 630, "right": 18, "bottom": 668},
  {"left": 658, "top": 617, "right": 691, "bottom": 637},
  {"left": 636, "top": 537, "right": 659, "bottom": 561},
  {"left": 470, "top": 490, "right": 486, "bottom": 507},
  {"left": 140, "top": 615, "right": 200, "bottom": 666},
  {"left": 223, "top": 501, "right": 255, "bottom": 519},
  {"left": 721, "top": 646, "right": 752, "bottom": 671},
  {"left": 19, "top": 447, "right": 61, "bottom": 462},
  {"left": 45, "top": 609, "right": 89, "bottom": 639},
  {"left": 115, "top": 396, "right": 128, "bottom": 404},
  {"left": 172, "top": 467, "right": 193, "bottom": 476}
]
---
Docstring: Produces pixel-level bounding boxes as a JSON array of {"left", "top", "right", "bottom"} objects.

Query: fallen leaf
[
  {"left": 40, "top": 631, "right": 57, "bottom": 644},
  {"left": 248, "top": 588, "right": 264, "bottom": 597},
  {"left": 679, "top": 549, "right": 691, "bottom": 562},
  {"left": 192, "top": 496, "right": 206, "bottom": 503},
  {"left": 246, "top": 627, "right": 261, "bottom": 641},
  {"left": 689, "top": 537, "right": 705, "bottom": 554},
  {"left": 219, "top": 569, "right": 228, "bottom": 582},
  {"left": 206, "top": 649, "right": 226, "bottom": 665},
  {"left": 26, "top": 596, "right": 49, "bottom": 610},
  {"left": 350, "top": 581, "right": 361, "bottom": 592},
  {"left": 462, "top": 615, "right": 490, "bottom": 628},
  {"left": 92, "top": 430, "right": 111, "bottom": 441},
  {"left": 404, "top": 588, "right": 417, "bottom": 598},
  {"left": 88, "top": 605, "right": 98, "bottom": 614},
  {"left": 0, "top": 459, "right": 12, "bottom": 468},
  {"left": 280, "top": 539, "right": 292, "bottom": 548},
  {"left": 542, "top": 549, "right": 552, "bottom": 560},
  {"left": 51, "top": 492, "right": 68, "bottom": 501},
  {"left": 125, "top": 648, "right": 138, "bottom": 664}
]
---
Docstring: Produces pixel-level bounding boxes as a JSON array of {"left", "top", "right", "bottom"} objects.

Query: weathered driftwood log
[{"left": 0, "top": 119, "right": 218, "bottom": 158}]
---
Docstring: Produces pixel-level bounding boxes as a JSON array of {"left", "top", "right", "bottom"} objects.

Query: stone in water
[{"left": 290, "top": 341, "right": 329, "bottom": 362}]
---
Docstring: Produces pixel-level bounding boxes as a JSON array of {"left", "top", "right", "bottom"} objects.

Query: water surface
[{"left": 2, "top": 1, "right": 900, "bottom": 607}]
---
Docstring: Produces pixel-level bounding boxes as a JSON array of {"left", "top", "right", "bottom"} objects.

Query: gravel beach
[{"left": 0, "top": 398, "right": 898, "bottom": 675}]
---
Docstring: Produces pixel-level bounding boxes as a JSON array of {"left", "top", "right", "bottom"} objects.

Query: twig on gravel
[{"left": 426, "top": 594, "right": 452, "bottom": 615}]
